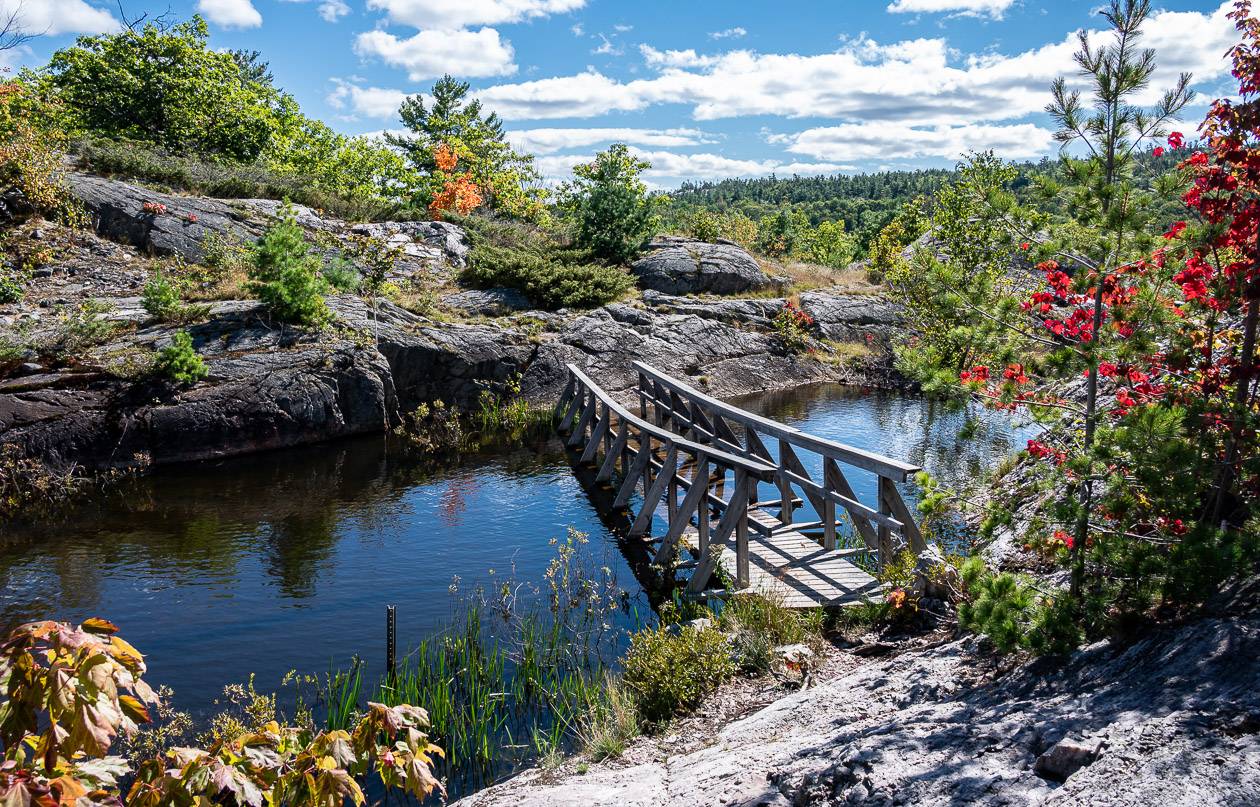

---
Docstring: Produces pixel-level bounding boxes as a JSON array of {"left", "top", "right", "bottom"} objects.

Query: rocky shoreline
[
  {"left": 0, "top": 174, "right": 904, "bottom": 472},
  {"left": 454, "top": 580, "right": 1260, "bottom": 807}
]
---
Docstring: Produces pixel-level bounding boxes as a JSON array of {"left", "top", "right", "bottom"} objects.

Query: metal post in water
[{"left": 385, "top": 605, "right": 397, "bottom": 679}]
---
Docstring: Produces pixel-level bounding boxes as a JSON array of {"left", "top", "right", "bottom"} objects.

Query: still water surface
[{"left": 0, "top": 383, "right": 1037, "bottom": 716}]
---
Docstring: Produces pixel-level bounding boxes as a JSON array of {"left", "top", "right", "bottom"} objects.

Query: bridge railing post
[
  {"left": 877, "top": 477, "right": 896, "bottom": 570},
  {"left": 734, "top": 469, "right": 750, "bottom": 588}
]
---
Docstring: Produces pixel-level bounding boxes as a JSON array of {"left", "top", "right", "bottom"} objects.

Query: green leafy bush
[
  {"left": 0, "top": 272, "right": 23, "bottom": 304},
  {"left": 141, "top": 271, "right": 184, "bottom": 321},
  {"left": 957, "top": 557, "right": 1080, "bottom": 655},
  {"left": 620, "top": 623, "right": 734, "bottom": 724},
  {"left": 74, "top": 138, "right": 407, "bottom": 222},
  {"left": 462, "top": 242, "right": 633, "bottom": 310},
  {"left": 153, "top": 330, "right": 208, "bottom": 385},
  {"left": 249, "top": 206, "right": 331, "bottom": 325},
  {"left": 558, "top": 144, "right": 662, "bottom": 264},
  {"left": 320, "top": 257, "right": 361, "bottom": 293},
  {"left": 44, "top": 17, "right": 278, "bottom": 161}
]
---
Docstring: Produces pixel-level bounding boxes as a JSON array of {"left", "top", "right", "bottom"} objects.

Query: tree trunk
[{"left": 1211, "top": 266, "right": 1260, "bottom": 527}]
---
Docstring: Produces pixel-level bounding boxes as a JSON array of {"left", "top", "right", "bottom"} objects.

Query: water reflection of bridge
[{"left": 557, "top": 363, "right": 927, "bottom": 608}]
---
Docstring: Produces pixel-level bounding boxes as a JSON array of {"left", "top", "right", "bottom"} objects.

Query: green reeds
[{"left": 321, "top": 529, "right": 632, "bottom": 795}]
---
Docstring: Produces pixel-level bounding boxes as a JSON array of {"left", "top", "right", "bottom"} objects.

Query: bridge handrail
[
  {"left": 632, "top": 361, "right": 921, "bottom": 482},
  {"left": 565, "top": 364, "right": 776, "bottom": 479}
]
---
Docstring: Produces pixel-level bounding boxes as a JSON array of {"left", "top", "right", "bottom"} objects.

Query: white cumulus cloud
[
  {"left": 886, "top": 0, "right": 1016, "bottom": 18},
  {"left": 780, "top": 122, "right": 1056, "bottom": 161},
  {"left": 473, "top": 2, "right": 1234, "bottom": 125},
  {"left": 536, "top": 147, "right": 853, "bottom": 187},
  {"left": 365, "top": 0, "right": 584, "bottom": 29},
  {"left": 710, "top": 27, "right": 746, "bottom": 40},
  {"left": 319, "top": 0, "right": 350, "bottom": 21},
  {"left": 327, "top": 79, "right": 411, "bottom": 119},
  {"left": 355, "top": 28, "right": 517, "bottom": 80},
  {"left": 639, "top": 44, "right": 723, "bottom": 69},
  {"left": 197, "top": 0, "right": 262, "bottom": 28},
  {"left": 507, "top": 127, "right": 714, "bottom": 154},
  {"left": 280, "top": 0, "right": 351, "bottom": 22},
  {"left": 477, "top": 69, "right": 648, "bottom": 118},
  {"left": 0, "top": 0, "right": 119, "bottom": 35}
]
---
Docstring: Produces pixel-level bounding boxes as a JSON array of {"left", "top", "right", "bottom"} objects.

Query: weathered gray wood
[
  {"left": 559, "top": 388, "right": 582, "bottom": 432},
  {"left": 565, "top": 366, "right": 773, "bottom": 478},
  {"left": 778, "top": 468, "right": 904, "bottom": 532},
  {"left": 780, "top": 441, "right": 827, "bottom": 515},
  {"left": 825, "top": 457, "right": 878, "bottom": 550},
  {"left": 634, "top": 361, "right": 921, "bottom": 481},
  {"left": 690, "top": 404, "right": 715, "bottom": 441},
  {"left": 735, "top": 469, "right": 750, "bottom": 586},
  {"left": 597, "top": 421, "right": 629, "bottom": 482},
  {"left": 687, "top": 471, "right": 752, "bottom": 593},
  {"left": 629, "top": 444, "right": 678, "bottom": 537},
  {"left": 613, "top": 433, "right": 654, "bottom": 509},
  {"left": 880, "top": 478, "right": 927, "bottom": 556},
  {"left": 654, "top": 379, "right": 670, "bottom": 428},
  {"left": 580, "top": 405, "right": 610, "bottom": 464},
  {"left": 566, "top": 361, "right": 912, "bottom": 608},
  {"left": 712, "top": 414, "right": 742, "bottom": 448},
  {"left": 654, "top": 456, "right": 710, "bottom": 566},
  {"left": 669, "top": 389, "right": 689, "bottom": 436},
  {"left": 745, "top": 428, "right": 773, "bottom": 462},
  {"left": 554, "top": 374, "right": 576, "bottom": 420},
  {"left": 877, "top": 476, "right": 896, "bottom": 567},
  {"left": 566, "top": 391, "right": 595, "bottom": 447},
  {"left": 777, "top": 438, "right": 794, "bottom": 526}
]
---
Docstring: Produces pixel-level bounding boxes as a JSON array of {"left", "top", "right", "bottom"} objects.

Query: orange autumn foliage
[
  {"left": 433, "top": 142, "right": 458, "bottom": 173},
  {"left": 429, "top": 172, "right": 483, "bottom": 218}
]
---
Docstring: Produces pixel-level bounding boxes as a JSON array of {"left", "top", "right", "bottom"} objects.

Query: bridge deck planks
[{"left": 681, "top": 506, "right": 885, "bottom": 608}]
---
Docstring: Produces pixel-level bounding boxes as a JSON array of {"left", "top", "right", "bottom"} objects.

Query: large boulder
[
  {"left": 798, "top": 291, "right": 903, "bottom": 341},
  {"left": 442, "top": 287, "right": 533, "bottom": 317},
  {"left": 349, "top": 220, "right": 471, "bottom": 269},
  {"left": 69, "top": 173, "right": 264, "bottom": 263},
  {"left": 68, "top": 173, "right": 471, "bottom": 277},
  {"left": 631, "top": 236, "right": 777, "bottom": 296},
  {"left": 641, "top": 288, "right": 903, "bottom": 342}
]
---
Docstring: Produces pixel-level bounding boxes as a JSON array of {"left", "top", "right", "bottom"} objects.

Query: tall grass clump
[
  {"left": 717, "top": 592, "right": 825, "bottom": 673},
  {"left": 319, "top": 528, "right": 631, "bottom": 795}
]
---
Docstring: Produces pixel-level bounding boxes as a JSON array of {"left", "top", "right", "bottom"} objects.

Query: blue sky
[{"left": 6, "top": 0, "right": 1239, "bottom": 186}]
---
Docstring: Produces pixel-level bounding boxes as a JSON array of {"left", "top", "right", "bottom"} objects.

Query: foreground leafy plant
[
  {"left": 0, "top": 618, "right": 443, "bottom": 806},
  {"left": 620, "top": 620, "right": 734, "bottom": 725}
]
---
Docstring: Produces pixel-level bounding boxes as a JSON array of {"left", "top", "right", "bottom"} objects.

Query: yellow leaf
[
  {"left": 108, "top": 636, "right": 144, "bottom": 667},
  {"left": 118, "top": 694, "right": 152, "bottom": 725},
  {"left": 50, "top": 774, "right": 86, "bottom": 806},
  {"left": 80, "top": 618, "right": 119, "bottom": 636}
]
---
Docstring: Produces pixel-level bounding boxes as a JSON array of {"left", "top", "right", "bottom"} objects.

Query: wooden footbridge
[{"left": 554, "top": 363, "right": 928, "bottom": 608}]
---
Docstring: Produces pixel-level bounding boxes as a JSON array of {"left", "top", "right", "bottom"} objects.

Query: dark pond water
[{"left": 0, "top": 384, "right": 1038, "bottom": 721}]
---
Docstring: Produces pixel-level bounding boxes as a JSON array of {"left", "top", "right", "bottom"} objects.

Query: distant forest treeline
[{"left": 665, "top": 149, "right": 1191, "bottom": 249}]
